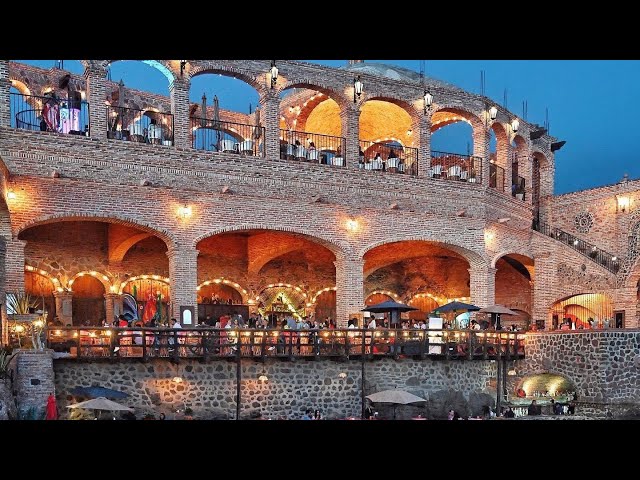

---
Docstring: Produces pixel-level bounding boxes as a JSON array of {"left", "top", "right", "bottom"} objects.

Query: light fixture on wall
[
  {"left": 423, "top": 89, "right": 433, "bottom": 113},
  {"left": 616, "top": 195, "right": 630, "bottom": 213},
  {"left": 270, "top": 60, "right": 278, "bottom": 89},
  {"left": 180, "top": 60, "right": 187, "bottom": 77},
  {"left": 345, "top": 218, "right": 359, "bottom": 233},
  {"left": 258, "top": 371, "right": 269, "bottom": 383},
  {"left": 177, "top": 205, "right": 192, "bottom": 219},
  {"left": 338, "top": 372, "right": 347, "bottom": 379},
  {"left": 511, "top": 118, "right": 520, "bottom": 133},
  {"left": 6, "top": 190, "right": 16, "bottom": 200},
  {"left": 172, "top": 376, "right": 183, "bottom": 384},
  {"left": 489, "top": 106, "right": 498, "bottom": 121},
  {"left": 353, "top": 75, "right": 363, "bottom": 103}
]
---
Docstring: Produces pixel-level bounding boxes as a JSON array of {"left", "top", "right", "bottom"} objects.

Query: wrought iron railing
[
  {"left": 512, "top": 175, "right": 526, "bottom": 200},
  {"left": 430, "top": 151, "right": 482, "bottom": 184},
  {"left": 11, "top": 92, "right": 90, "bottom": 136},
  {"left": 192, "top": 117, "right": 264, "bottom": 156},
  {"left": 359, "top": 140, "right": 418, "bottom": 176},
  {"left": 45, "top": 327, "right": 525, "bottom": 361},
  {"left": 106, "top": 105, "right": 174, "bottom": 146},
  {"left": 490, "top": 162, "right": 505, "bottom": 191},
  {"left": 279, "top": 129, "right": 346, "bottom": 166},
  {"left": 534, "top": 222, "right": 620, "bottom": 273}
]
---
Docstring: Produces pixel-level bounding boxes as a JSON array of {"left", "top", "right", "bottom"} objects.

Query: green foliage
[{"left": 6, "top": 292, "right": 38, "bottom": 315}]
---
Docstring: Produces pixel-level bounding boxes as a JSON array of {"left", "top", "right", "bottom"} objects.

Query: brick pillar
[
  {"left": 473, "top": 125, "right": 490, "bottom": 186},
  {"left": 520, "top": 149, "right": 534, "bottom": 205},
  {"left": 167, "top": 247, "right": 198, "bottom": 325},
  {"left": 615, "top": 286, "right": 637, "bottom": 328},
  {"left": 14, "top": 349, "right": 55, "bottom": 419},
  {"left": 496, "top": 126, "right": 511, "bottom": 193},
  {"left": 259, "top": 93, "right": 280, "bottom": 159},
  {"left": 53, "top": 291, "right": 73, "bottom": 326},
  {"left": 335, "top": 254, "right": 364, "bottom": 327},
  {"left": 340, "top": 104, "right": 360, "bottom": 169},
  {"left": 104, "top": 293, "right": 122, "bottom": 325},
  {"left": 170, "top": 78, "right": 190, "bottom": 149},
  {"left": 5, "top": 239, "right": 25, "bottom": 293},
  {"left": 532, "top": 252, "right": 554, "bottom": 329},
  {"left": 469, "top": 264, "right": 496, "bottom": 308},
  {"left": 84, "top": 64, "right": 108, "bottom": 140},
  {"left": 0, "top": 60, "right": 10, "bottom": 128},
  {"left": 415, "top": 112, "right": 431, "bottom": 177}
]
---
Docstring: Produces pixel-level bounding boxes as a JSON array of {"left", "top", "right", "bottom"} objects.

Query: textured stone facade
[{"left": 53, "top": 357, "right": 497, "bottom": 420}]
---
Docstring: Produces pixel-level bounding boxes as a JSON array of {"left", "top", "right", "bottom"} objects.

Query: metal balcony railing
[
  {"left": 430, "top": 151, "right": 482, "bottom": 184},
  {"left": 192, "top": 117, "right": 264, "bottom": 156},
  {"left": 359, "top": 140, "right": 418, "bottom": 176},
  {"left": 107, "top": 105, "right": 174, "bottom": 146},
  {"left": 11, "top": 92, "right": 90, "bottom": 136},
  {"left": 280, "top": 129, "right": 346, "bottom": 166}
]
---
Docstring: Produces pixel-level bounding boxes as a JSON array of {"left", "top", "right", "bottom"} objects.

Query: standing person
[{"left": 367, "top": 315, "right": 377, "bottom": 329}]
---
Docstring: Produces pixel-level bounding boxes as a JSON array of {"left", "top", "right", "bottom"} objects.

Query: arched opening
[
  {"left": 190, "top": 72, "right": 262, "bottom": 156},
  {"left": 10, "top": 61, "right": 88, "bottom": 134},
  {"left": 430, "top": 109, "right": 479, "bottom": 183},
  {"left": 18, "top": 219, "right": 171, "bottom": 326},
  {"left": 364, "top": 240, "right": 473, "bottom": 326},
  {"left": 513, "top": 373, "right": 578, "bottom": 414},
  {"left": 257, "top": 284, "right": 308, "bottom": 327},
  {"left": 550, "top": 293, "right": 613, "bottom": 330},
  {"left": 494, "top": 254, "right": 534, "bottom": 330},
  {"left": 197, "top": 282, "right": 243, "bottom": 305},
  {"left": 359, "top": 99, "right": 418, "bottom": 175},
  {"left": 106, "top": 60, "right": 174, "bottom": 145},
  {"left": 279, "top": 86, "right": 344, "bottom": 166},
  {"left": 196, "top": 229, "right": 337, "bottom": 326},
  {"left": 313, "top": 289, "right": 336, "bottom": 324},
  {"left": 407, "top": 294, "right": 441, "bottom": 321},
  {"left": 121, "top": 277, "right": 170, "bottom": 324},
  {"left": 71, "top": 275, "right": 105, "bottom": 326}
]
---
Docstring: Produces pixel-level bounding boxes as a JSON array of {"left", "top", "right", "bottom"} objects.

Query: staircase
[{"left": 533, "top": 222, "right": 620, "bottom": 274}]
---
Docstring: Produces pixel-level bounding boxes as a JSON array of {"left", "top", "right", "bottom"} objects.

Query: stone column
[
  {"left": 104, "top": 293, "right": 122, "bottom": 325},
  {"left": 5, "top": 239, "right": 26, "bottom": 293},
  {"left": 170, "top": 77, "right": 191, "bottom": 149},
  {"left": 340, "top": 104, "right": 361, "bottom": 169},
  {"left": 14, "top": 349, "right": 55, "bottom": 419},
  {"left": 531, "top": 252, "right": 555, "bottom": 330},
  {"left": 469, "top": 264, "right": 496, "bottom": 308},
  {"left": 415, "top": 112, "right": 432, "bottom": 178},
  {"left": 53, "top": 291, "right": 73, "bottom": 326},
  {"left": 167, "top": 247, "right": 199, "bottom": 325},
  {"left": 473, "top": 125, "right": 490, "bottom": 186},
  {"left": 259, "top": 92, "right": 280, "bottom": 160},
  {"left": 0, "top": 60, "right": 11, "bottom": 128},
  {"left": 335, "top": 254, "right": 364, "bottom": 328},
  {"left": 496, "top": 127, "right": 511, "bottom": 193},
  {"left": 614, "top": 286, "right": 637, "bottom": 328},
  {"left": 84, "top": 63, "right": 108, "bottom": 140}
]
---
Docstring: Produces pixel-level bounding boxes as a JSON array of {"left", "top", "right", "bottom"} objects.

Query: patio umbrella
[
  {"left": 432, "top": 301, "right": 480, "bottom": 329},
  {"left": 478, "top": 304, "right": 518, "bottom": 330},
  {"left": 46, "top": 394, "right": 58, "bottom": 420},
  {"left": 366, "top": 389, "right": 426, "bottom": 420},
  {"left": 362, "top": 300, "right": 417, "bottom": 325},
  {"left": 69, "top": 386, "right": 129, "bottom": 400},
  {"left": 67, "top": 397, "right": 133, "bottom": 412}
]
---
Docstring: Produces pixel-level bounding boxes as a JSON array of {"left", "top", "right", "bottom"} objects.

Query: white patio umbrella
[
  {"left": 67, "top": 396, "right": 133, "bottom": 418},
  {"left": 366, "top": 389, "right": 426, "bottom": 419}
]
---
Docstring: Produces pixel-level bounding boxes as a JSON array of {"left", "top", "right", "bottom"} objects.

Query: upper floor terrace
[{"left": 0, "top": 60, "right": 559, "bottom": 214}]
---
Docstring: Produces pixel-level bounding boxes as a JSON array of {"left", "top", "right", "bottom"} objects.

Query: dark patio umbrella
[
  {"left": 362, "top": 300, "right": 417, "bottom": 325},
  {"left": 432, "top": 301, "right": 480, "bottom": 329},
  {"left": 70, "top": 386, "right": 129, "bottom": 400},
  {"left": 478, "top": 304, "right": 517, "bottom": 330}
]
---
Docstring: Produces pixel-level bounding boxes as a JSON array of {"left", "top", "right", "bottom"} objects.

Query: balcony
[
  {"left": 280, "top": 129, "right": 345, "bottom": 165},
  {"left": 11, "top": 92, "right": 89, "bottom": 136},
  {"left": 193, "top": 117, "right": 264, "bottom": 156},
  {"left": 430, "top": 151, "right": 482, "bottom": 183},
  {"left": 359, "top": 140, "right": 418, "bottom": 175},
  {"left": 107, "top": 105, "right": 174, "bottom": 146},
  {"left": 490, "top": 162, "right": 505, "bottom": 191}
]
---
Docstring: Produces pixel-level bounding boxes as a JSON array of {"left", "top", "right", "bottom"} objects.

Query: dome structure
[{"left": 341, "top": 61, "right": 462, "bottom": 91}]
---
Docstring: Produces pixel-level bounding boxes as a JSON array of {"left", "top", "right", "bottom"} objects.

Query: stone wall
[
  {"left": 12, "top": 349, "right": 55, "bottom": 419},
  {"left": 53, "top": 357, "right": 497, "bottom": 420}
]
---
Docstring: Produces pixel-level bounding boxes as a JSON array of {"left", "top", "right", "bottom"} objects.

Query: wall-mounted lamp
[
  {"left": 6, "top": 190, "right": 16, "bottom": 200},
  {"left": 511, "top": 118, "right": 519, "bottom": 133},
  {"left": 423, "top": 89, "right": 433, "bottom": 113},
  {"left": 177, "top": 205, "right": 192, "bottom": 219},
  {"left": 353, "top": 75, "right": 363, "bottom": 103},
  {"left": 180, "top": 60, "right": 187, "bottom": 77},
  {"left": 172, "top": 376, "right": 183, "bottom": 384},
  {"left": 489, "top": 106, "right": 498, "bottom": 121},
  {"left": 617, "top": 195, "right": 630, "bottom": 213},
  {"left": 270, "top": 60, "right": 278, "bottom": 89},
  {"left": 258, "top": 373, "right": 269, "bottom": 383},
  {"left": 406, "top": 129, "right": 412, "bottom": 137},
  {"left": 338, "top": 372, "right": 347, "bottom": 379},
  {"left": 345, "top": 219, "right": 359, "bottom": 232}
]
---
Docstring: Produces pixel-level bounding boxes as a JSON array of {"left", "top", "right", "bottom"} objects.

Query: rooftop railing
[
  {"left": 430, "top": 151, "right": 482, "bottom": 184},
  {"left": 107, "top": 105, "right": 174, "bottom": 146},
  {"left": 280, "top": 129, "right": 345, "bottom": 166},
  {"left": 192, "top": 117, "right": 264, "bottom": 156},
  {"left": 11, "top": 92, "right": 90, "bottom": 136},
  {"left": 359, "top": 141, "right": 418, "bottom": 176},
  {"left": 45, "top": 327, "right": 525, "bottom": 361}
]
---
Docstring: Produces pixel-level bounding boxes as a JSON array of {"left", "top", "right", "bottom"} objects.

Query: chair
[
  {"left": 371, "top": 158, "right": 383, "bottom": 170},
  {"left": 432, "top": 164, "right": 443, "bottom": 178},
  {"left": 332, "top": 156, "right": 345, "bottom": 167},
  {"left": 295, "top": 146, "right": 307, "bottom": 160},
  {"left": 387, "top": 157, "right": 400, "bottom": 169},
  {"left": 307, "top": 149, "right": 319, "bottom": 162},
  {"left": 239, "top": 140, "right": 254, "bottom": 155},
  {"left": 285, "top": 144, "right": 295, "bottom": 159},
  {"left": 460, "top": 170, "right": 468, "bottom": 181},
  {"left": 448, "top": 165, "right": 462, "bottom": 179},
  {"left": 148, "top": 124, "right": 163, "bottom": 143},
  {"left": 220, "top": 139, "right": 237, "bottom": 153}
]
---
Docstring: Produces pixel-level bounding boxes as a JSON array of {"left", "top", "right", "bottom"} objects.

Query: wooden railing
[{"left": 45, "top": 327, "right": 525, "bottom": 361}]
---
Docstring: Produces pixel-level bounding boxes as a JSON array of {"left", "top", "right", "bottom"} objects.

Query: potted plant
[{"left": 6, "top": 292, "right": 39, "bottom": 319}]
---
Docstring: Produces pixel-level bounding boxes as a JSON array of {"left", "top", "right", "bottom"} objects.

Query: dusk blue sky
[{"left": 15, "top": 59, "right": 640, "bottom": 195}]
